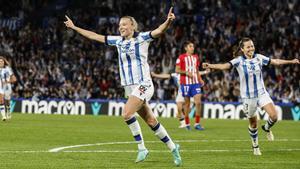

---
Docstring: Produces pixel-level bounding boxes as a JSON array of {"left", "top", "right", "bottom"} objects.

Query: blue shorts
[{"left": 180, "top": 84, "right": 202, "bottom": 97}]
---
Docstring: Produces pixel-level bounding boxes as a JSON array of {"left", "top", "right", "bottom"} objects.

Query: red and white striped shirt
[{"left": 176, "top": 53, "right": 201, "bottom": 85}]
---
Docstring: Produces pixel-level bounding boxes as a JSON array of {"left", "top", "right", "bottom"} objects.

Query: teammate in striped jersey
[
  {"left": 64, "top": 7, "right": 182, "bottom": 166},
  {"left": 0, "top": 56, "right": 14, "bottom": 121},
  {"left": 151, "top": 70, "right": 210, "bottom": 128},
  {"left": 176, "top": 41, "right": 205, "bottom": 130},
  {"left": 2, "top": 58, "right": 16, "bottom": 120},
  {"left": 203, "top": 37, "right": 299, "bottom": 155}
]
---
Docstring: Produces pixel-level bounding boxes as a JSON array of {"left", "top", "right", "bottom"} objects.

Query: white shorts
[
  {"left": 0, "top": 89, "right": 4, "bottom": 95},
  {"left": 124, "top": 81, "right": 154, "bottom": 102},
  {"left": 4, "top": 90, "right": 12, "bottom": 100},
  {"left": 242, "top": 93, "right": 273, "bottom": 118},
  {"left": 176, "top": 89, "right": 184, "bottom": 103}
]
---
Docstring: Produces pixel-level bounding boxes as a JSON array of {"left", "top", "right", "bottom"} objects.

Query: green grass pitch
[{"left": 0, "top": 114, "right": 299, "bottom": 169}]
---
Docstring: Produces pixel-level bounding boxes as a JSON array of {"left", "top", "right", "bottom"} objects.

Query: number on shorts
[
  {"left": 138, "top": 85, "right": 148, "bottom": 96},
  {"left": 184, "top": 86, "right": 189, "bottom": 92}
]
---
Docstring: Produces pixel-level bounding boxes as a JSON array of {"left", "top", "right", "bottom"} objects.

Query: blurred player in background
[
  {"left": 3, "top": 57, "right": 16, "bottom": 120},
  {"left": 0, "top": 56, "right": 16, "bottom": 121},
  {"left": 203, "top": 37, "right": 300, "bottom": 155},
  {"left": 151, "top": 69, "right": 210, "bottom": 128},
  {"left": 64, "top": 7, "right": 182, "bottom": 166},
  {"left": 176, "top": 41, "right": 205, "bottom": 130}
]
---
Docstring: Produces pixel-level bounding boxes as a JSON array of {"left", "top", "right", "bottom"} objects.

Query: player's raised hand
[
  {"left": 167, "top": 7, "right": 176, "bottom": 21},
  {"left": 64, "top": 15, "right": 75, "bottom": 29}
]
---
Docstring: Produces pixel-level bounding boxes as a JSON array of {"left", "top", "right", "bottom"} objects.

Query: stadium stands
[{"left": 0, "top": 0, "right": 299, "bottom": 103}]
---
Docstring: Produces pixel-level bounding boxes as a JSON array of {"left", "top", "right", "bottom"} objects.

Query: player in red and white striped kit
[{"left": 175, "top": 41, "right": 205, "bottom": 130}]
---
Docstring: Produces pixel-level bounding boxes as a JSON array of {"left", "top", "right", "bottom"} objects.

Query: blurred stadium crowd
[{"left": 0, "top": 0, "right": 299, "bottom": 103}]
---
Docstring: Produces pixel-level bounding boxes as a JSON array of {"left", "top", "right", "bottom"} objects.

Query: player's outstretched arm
[
  {"left": 202, "top": 63, "right": 231, "bottom": 70},
  {"left": 270, "top": 58, "right": 299, "bottom": 66},
  {"left": 151, "top": 72, "right": 171, "bottom": 79},
  {"left": 64, "top": 15, "right": 105, "bottom": 43},
  {"left": 199, "top": 69, "right": 211, "bottom": 75},
  {"left": 151, "top": 7, "right": 176, "bottom": 38}
]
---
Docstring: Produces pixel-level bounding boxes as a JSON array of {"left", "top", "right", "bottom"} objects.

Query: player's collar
[
  {"left": 242, "top": 53, "right": 256, "bottom": 60},
  {"left": 122, "top": 32, "right": 139, "bottom": 41}
]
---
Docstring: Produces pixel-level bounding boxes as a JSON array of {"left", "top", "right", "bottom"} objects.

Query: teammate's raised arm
[
  {"left": 270, "top": 58, "right": 299, "bottom": 66},
  {"left": 151, "top": 7, "right": 175, "bottom": 38},
  {"left": 151, "top": 72, "right": 171, "bottom": 79},
  {"left": 64, "top": 15, "right": 105, "bottom": 43},
  {"left": 202, "top": 62, "right": 231, "bottom": 70},
  {"left": 199, "top": 69, "right": 211, "bottom": 75}
]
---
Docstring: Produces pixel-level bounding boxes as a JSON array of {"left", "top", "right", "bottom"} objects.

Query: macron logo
[
  {"left": 10, "top": 100, "right": 16, "bottom": 112},
  {"left": 91, "top": 102, "right": 102, "bottom": 116},
  {"left": 291, "top": 106, "right": 300, "bottom": 121}
]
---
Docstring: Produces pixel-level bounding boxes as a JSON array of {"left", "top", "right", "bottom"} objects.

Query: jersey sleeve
[
  {"left": 105, "top": 35, "right": 122, "bottom": 46},
  {"left": 139, "top": 31, "right": 154, "bottom": 42},
  {"left": 257, "top": 54, "right": 271, "bottom": 66},
  {"left": 229, "top": 57, "right": 242, "bottom": 68},
  {"left": 176, "top": 57, "right": 181, "bottom": 67}
]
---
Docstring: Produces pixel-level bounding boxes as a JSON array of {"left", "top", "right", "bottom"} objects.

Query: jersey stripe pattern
[
  {"left": 0, "top": 66, "right": 13, "bottom": 91},
  {"left": 106, "top": 32, "right": 153, "bottom": 86},
  {"left": 176, "top": 54, "right": 200, "bottom": 85},
  {"left": 229, "top": 53, "right": 270, "bottom": 99}
]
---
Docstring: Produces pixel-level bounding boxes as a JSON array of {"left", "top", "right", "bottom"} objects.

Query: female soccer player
[
  {"left": 64, "top": 8, "right": 182, "bottom": 166},
  {"left": 202, "top": 37, "right": 299, "bottom": 155},
  {"left": 176, "top": 41, "right": 205, "bottom": 131},
  {"left": 151, "top": 70, "right": 210, "bottom": 129},
  {"left": 0, "top": 56, "right": 15, "bottom": 121},
  {"left": 3, "top": 57, "right": 16, "bottom": 120}
]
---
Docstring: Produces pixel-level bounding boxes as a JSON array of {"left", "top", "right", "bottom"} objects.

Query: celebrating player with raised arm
[
  {"left": 203, "top": 37, "right": 300, "bottom": 155},
  {"left": 64, "top": 7, "right": 182, "bottom": 166}
]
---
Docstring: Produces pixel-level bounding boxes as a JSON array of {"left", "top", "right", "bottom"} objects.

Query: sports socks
[
  {"left": 126, "top": 116, "right": 146, "bottom": 150},
  {"left": 194, "top": 114, "right": 200, "bottom": 125},
  {"left": 5, "top": 104, "right": 10, "bottom": 117},
  {"left": 248, "top": 126, "right": 259, "bottom": 147},
  {"left": 263, "top": 118, "right": 277, "bottom": 131},
  {"left": 151, "top": 122, "right": 176, "bottom": 151},
  {"left": 0, "top": 104, "right": 6, "bottom": 119},
  {"left": 185, "top": 116, "right": 190, "bottom": 127}
]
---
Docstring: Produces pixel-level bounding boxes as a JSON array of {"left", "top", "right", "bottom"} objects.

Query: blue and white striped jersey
[
  {"left": 105, "top": 32, "right": 154, "bottom": 86},
  {"left": 0, "top": 66, "right": 13, "bottom": 91},
  {"left": 229, "top": 54, "right": 270, "bottom": 99}
]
